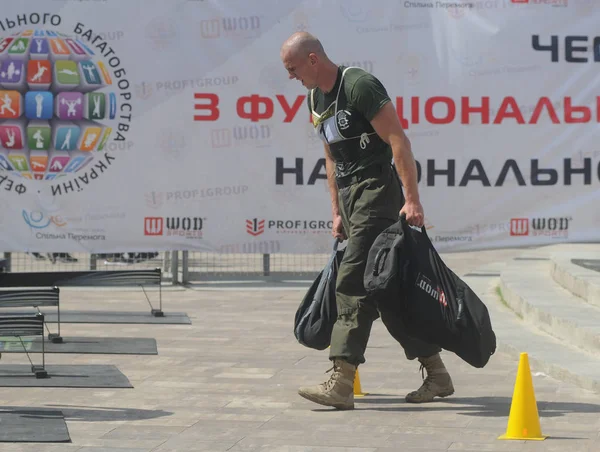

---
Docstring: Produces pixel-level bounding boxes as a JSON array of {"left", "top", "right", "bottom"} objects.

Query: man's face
[{"left": 281, "top": 49, "right": 318, "bottom": 89}]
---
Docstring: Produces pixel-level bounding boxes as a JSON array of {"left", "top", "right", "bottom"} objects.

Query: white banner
[{"left": 0, "top": 0, "right": 597, "bottom": 254}]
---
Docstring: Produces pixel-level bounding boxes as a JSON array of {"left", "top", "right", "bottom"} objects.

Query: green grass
[{"left": 495, "top": 286, "right": 523, "bottom": 320}]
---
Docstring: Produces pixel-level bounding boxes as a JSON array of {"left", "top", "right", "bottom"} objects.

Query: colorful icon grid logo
[{"left": 0, "top": 29, "right": 117, "bottom": 181}]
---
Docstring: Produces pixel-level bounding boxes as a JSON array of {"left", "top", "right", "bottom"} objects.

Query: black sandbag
[
  {"left": 364, "top": 215, "right": 496, "bottom": 368},
  {"left": 294, "top": 239, "right": 344, "bottom": 350}
]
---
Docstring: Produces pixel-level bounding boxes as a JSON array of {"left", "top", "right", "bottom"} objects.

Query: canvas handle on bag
[
  {"left": 400, "top": 212, "right": 427, "bottom": 235},
  {"left": 372, "top": 247, "right": 390, "bottom": 276}
]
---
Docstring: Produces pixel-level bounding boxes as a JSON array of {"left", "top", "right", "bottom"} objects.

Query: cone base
[{"left": 498, "top": 434, "right": 547, "bottom": 441}]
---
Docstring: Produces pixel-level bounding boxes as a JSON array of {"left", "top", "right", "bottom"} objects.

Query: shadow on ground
[
  {"left": 39, "top": 404, "right": 173, "bottom": 422},
  {"left": 346, "top": 396, "right": 600, "bottom": 418}
]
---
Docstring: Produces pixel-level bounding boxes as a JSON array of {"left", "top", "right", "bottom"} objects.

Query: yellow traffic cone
[
  {"left": 354, "top": 367, "right": 367, "bottom": 397},
  {"left": 498, "top": 352, "right": 547, "bottom": 441}
]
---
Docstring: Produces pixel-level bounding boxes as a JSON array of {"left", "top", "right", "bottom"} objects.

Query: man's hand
[
  {"left": 332, "top": 214, "right": 347, "bottom": 240},
  {"left": 400, "top": 200, "right": 425, "bottom": 228}
]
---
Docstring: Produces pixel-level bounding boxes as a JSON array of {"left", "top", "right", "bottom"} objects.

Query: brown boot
[
  {"left": 405, "top": 353, "right": 454, "bottom": 403},
  {"left": 298, "top": 359, "right": 356, "bottom": 410}
]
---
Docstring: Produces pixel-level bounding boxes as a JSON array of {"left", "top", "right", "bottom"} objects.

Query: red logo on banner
[
  {"left": 511, "top": 0, "right": 529, "bottom": 3},
  {"left": 144, "top": 217, "right": 163, "bottom": 236},
  {"left": 246, "top": 218, "right": 265, "bottom": 236},
  {"left": 510, "top": 218, "right": 529, "bottom": 236}
]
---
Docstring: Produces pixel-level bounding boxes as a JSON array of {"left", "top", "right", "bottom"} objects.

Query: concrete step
[
  {"left": 499, "top": 258, "right": 600, "bottom": 357},
  {"left": 550, "top": 249, "right": 600, "bottom": 308},
  {"left": 463, "top": 264, "right": 600, "bottom": 394}
]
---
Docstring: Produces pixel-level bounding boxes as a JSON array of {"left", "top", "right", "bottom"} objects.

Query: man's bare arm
[
  {"left": 369, "top": 102, "right": 424, "bottom": 226},
  {"left": 369, "top": 102, "right": 419, "bottom": 202}
]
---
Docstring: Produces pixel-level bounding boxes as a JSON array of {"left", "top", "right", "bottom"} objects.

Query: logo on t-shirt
[{"left": 336, "top": 109, "right": 351, "bottom": 130}]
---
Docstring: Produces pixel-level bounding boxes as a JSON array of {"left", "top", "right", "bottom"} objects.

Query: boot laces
[
  {"left": 418, "top": 363, "right": 435, "bottom": 391},
  {"left": 323, "top": 363, "right": 342, "bottom": 391}
]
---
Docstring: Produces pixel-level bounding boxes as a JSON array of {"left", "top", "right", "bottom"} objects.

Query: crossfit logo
[
  {"left": 510, "top": 218, "right": 529, "bottom": 236},
  {"left": 246, "top": 218, "right": 265, "bottom": 236},
  {"left": 416, "top": 273, "right": 447, "bottom": 308},
  {"left": 144, "top": 217, "right": 163, "bottom": 236}
]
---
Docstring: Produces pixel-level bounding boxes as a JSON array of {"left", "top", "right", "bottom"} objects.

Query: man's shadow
[{"left": 350, "top": 395, "right": 600, "bottom": 418}]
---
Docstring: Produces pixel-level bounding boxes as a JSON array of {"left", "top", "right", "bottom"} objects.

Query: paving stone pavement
[{"left": 1, "top": 247, "right": 599, "bottom": 451}]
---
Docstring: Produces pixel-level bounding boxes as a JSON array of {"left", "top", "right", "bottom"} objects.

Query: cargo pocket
[{"left": 366, "top": 172, "right": 402, "bottom": 221}]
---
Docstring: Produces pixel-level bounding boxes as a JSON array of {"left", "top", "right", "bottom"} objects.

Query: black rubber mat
[
  {"left": 0, "top": 336, "right": 157, "bottom": 355},
  {"left": 41, "top": 310, "right": 191, "bottom": 324},
  {"left": 0, "top": 408, "right": 70, "bottom": 442},
  {"left": 0, "top": 365, "right": 133, "bottom": 388}
]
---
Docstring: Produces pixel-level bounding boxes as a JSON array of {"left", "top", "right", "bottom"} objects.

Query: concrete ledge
[
  {"left": 465, "top": 268, "right": 600, "bottom": 394},
  {"left": 551, "top": 253, "right": 600, "bottom": 308},
  {"left": 499, "top": 259, "right": 600, "bottom": 357}
]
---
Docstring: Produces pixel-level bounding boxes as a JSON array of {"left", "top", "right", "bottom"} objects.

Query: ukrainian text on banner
[{"left": 0, "top": 0, "right": 597, "bottom": 254}]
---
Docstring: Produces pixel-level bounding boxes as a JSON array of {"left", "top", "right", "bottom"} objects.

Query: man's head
[{"left": 280, "top": 32, "right": 328, "bottom": 89}]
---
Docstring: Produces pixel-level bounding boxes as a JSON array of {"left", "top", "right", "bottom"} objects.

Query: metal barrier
[{"left": 1, "top": 251, "right": 330, "bottom": 284}]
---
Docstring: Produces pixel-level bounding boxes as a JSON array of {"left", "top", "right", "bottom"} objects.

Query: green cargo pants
[{"left": 329, "top": 163, "right": 441, "bottom": 366}]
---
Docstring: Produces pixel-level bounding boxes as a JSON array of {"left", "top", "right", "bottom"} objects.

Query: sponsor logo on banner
[
  {"left": 135, "top": 81, "right": 153, "bottom": 100},
  {"left": 510, "top": 217, "right": 572, "bottom": 238},
  {"left": 403, "top": 0, "right": 476, "bottom": 16},
  {"left": 211, "top": 128, "right": 231, "bottom": 148},
  {"left": 509, "top": 218, "right": 529, "bottom": 236},
  {"left": 210, "top": 125, "right": 272, "bottom": 149},
  {"left": 22, "top": 209, "right": 114, "bottom": 241},
  {"left": 466, "top": 222, "right": 512, "bottom": 236},
  {"left": 144, "top": 216, "right": 205, "bottom": 239},
  {"left": 396, "top": 54, "right": 423, "bottom": 85},
  {"left": 22, "top": 209, "right": 66, "bottom": 229},
  {"left": 450, "top": 41, "right": 541, "bottom": 78},
  {"left": 145, "top": 17, "right": 177, "bottom": 49},
  {"left": 426, "top": 222, "right": 473, "bottom": 243},
  {"left": 135, "top": 76, "right": 238, "bottom": 100},
  {"left": 339, "top": 1, "right": 428, "bottom": 33},
  {"left": 199, "top": 16, "right": 261, "bottom": 39},
  {"left": 0, "top": 14, "right": 134, "bottom": 198},
  {"left": 159, "top": 130, "right": 185, "bottom": 159},
  {"left": 246, "top": 218, "right": 265, "bottom": 236},
  {"left": 145, "top": 185, "right": 249, "bottom": 209},
  {"left": 245, "top": 218, "right": 333, "bottom": 235},
  {"left": 340, "top": 2, "right": 386, "bottom": 23},
  {"left": 144, "top": 217, "right": 163, "bottom": 236}
]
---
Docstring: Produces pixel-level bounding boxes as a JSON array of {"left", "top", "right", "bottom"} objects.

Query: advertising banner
[{"left": 0, "top": 0, "right": 597, "bottom": 254}]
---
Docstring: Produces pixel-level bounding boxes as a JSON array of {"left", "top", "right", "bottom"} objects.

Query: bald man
[{"left": 281, "top": 32, "right": 454, "bottom": 409}]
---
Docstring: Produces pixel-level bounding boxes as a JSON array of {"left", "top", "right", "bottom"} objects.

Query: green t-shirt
[{"left": 308, "top": 65, "right": 393, "bottom": 178}]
